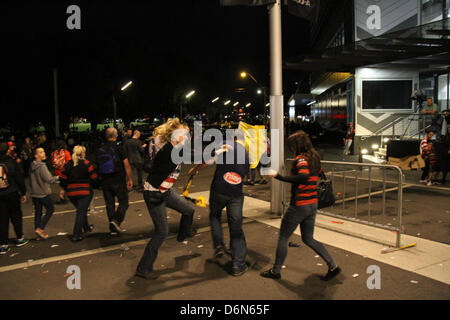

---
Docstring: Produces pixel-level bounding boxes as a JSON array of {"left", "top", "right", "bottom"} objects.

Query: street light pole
[
  {"left": 268, "top": 0, "right": 284, "bottom": 215},
  {"left": 53, "top": 68, "right": 61, "bottom": 138}
]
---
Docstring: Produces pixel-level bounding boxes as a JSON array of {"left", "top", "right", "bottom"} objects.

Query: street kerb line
[
  {"left": 22, "top": 199, "right": 146, "bottom": 219},
  {"left": 0, "top": 219, "right": 255, "bottom": 274}
]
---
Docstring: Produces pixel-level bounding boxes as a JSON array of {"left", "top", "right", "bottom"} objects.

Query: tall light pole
[
  {"left": 268, "top": 0, "right": 284, "bottom": 215},
  {"left": 53, "top": 68, "right": 60, "bottom": 138},
  {"left": 113, "top": 80, "right": 133, "bottom": 128}
]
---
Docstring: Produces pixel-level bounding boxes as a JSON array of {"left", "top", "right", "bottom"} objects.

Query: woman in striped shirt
[
  {"left": 261, "top": 131, "right": 341, "bottom": 281},
  {"left": 60, "top": 145, "right": 98, "bottom": 242}
]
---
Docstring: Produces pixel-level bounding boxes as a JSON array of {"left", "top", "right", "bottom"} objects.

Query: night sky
[{"left": 0, "top": 0, "right": 310, "bottom": 133}]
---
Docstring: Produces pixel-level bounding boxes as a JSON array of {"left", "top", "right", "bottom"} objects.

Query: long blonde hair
[
  {"left": 151, "top": 118, "right": 189, "bottom": 144},
  {"left": 72, "top": 145, "right": 86, "bottom": 167}
]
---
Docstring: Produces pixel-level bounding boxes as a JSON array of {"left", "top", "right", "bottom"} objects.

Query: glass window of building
[{"left": 422, "top": 0, "right": 444, "bottom": 24}]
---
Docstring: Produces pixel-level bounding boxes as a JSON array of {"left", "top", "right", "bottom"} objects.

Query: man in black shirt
[
  {"left": 189, "top": 134, "right": 250, "bottom": 276},
  {"left": 123, "top": 130, "right": 146, "bottom": 191},
  {"left": 96, "top": 128, "right": 133, "bottom": 235},
  {"left": 0, "top": 142, "right": 29, "bottom": 254}
]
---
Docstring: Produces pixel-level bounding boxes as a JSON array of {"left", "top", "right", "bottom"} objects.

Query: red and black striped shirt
[
  {"left": 60, "top": 159, "right": 98, "bottom": 198},
  {"left": 275, "top": 155, "right": 319, "bottom": 207}
]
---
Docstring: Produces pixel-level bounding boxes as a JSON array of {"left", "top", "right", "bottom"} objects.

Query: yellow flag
[{"left": 238, "top": 122, "right": 267, "bottom": 169}]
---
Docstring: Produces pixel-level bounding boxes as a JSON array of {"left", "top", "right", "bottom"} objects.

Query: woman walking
[
  {"left": 135, "top": 118, "right": 196, "bottom": 280},
  {"left": 59, "top": 146, "right": 97, "bottom": 242},
  {"left": 261, "top": 131, "right": 341, "bottom": 281}
]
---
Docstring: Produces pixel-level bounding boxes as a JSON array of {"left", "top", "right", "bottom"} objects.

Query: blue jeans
[
  {"left": 137, "top": 189, "right": 195, "bottom": 273},
  {"left": 32, "top": 195, "right": 54, "bottom": 230},
  {"left": 69, "top": 192, "right": 93, "bottom": 238},
  {"left": 273, "top": 203, "right": 337, "bottom": 274},
  {"left": 209, "top": 192, "right": 247, "bottom": 269}
]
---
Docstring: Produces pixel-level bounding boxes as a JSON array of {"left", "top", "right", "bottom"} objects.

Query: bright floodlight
[
  {"left": 121, "top": 81, "right": 133, "bottom": 91},
  {"left": 211, "top": 97, "right": 219, "bottom": 103},
  {"left": 224, "top": 100, "right": 231, "bottom": 106},
  {"left": 361, "top": 149, "right": 369, "bottom": 155},
  {"left": 240, "top": 72, "right": 247, "bottom": 78},
  {"left": 372, "top": 144, "right": 379, "bottom": 150},
  {"left": 245, "top": 103, "right": 251, "bottom": 107},
  {"left": 266, "top": 103, "right": 270, "bottom": 107},
  {"left": 307, "top": 100, "right": 316, "bottom": 106},
  {"left": 233, "top": 102, "right": 239, "bottom": 107},
  {"left": 186, "top": 90, "right": 196, "bottom": 99},
  {"left": 257, "top": 89, "right": 262, "bottom": 94},
  {"left": 383, "top": 138, "right": 390, "bottom": 143}
]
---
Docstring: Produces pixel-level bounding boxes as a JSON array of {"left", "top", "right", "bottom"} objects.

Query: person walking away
[
  {"left": 29, "top": 147, "right": 59, "bottom": 239},
  {"left": 124, "top": 130, "right": 147, "bottom": 191},
  {"left": 136, "top": 118, "right": 196, "bottom": 280},
  {"left": 20, "top": 137, "right": 33, "bottom": 178},
  {"left": 260, "top": 131, "right": 341, "bottom": 281},
  {"left": 60, "top": 146, "right": 98, "bottom": 242},
  {"left": 0, "top": 142, "right": 29, "bottom": 254},
  {"left": 96, "top": 128, "right": 133, "bottom": 236},
  {"left": 51, "top": 140, "right": 72, "bottom": 204},
  {"left": 189, "top": 132, "right": 250, "bottom": 276},
  {"left": 420, "top": 129, "right": 434, "bottom": 184}
]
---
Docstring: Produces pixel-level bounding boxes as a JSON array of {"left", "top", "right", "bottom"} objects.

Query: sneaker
[
  {"left": 83, "top": 224, "right": 95, "bottom": 234},
  {"left": 231, "top": 264, "right": 249, "bottom": 277},
  {"left": 135, "top": 269, "right": 159, "bottom": 280},
  {"left": 419, "top": 179, "right": 427, "bottom": 183},
  {"left": 109, "top": 220, "right": 121, "bottom": 234},
  {"left": 69, "top": 236, "right": 84, "bottom": 242},
  {"left": 321, "top": 266, "right": 341, "bottom": 281},
  {"left": 15, "top": 237, "right": 29, "bottom": 247},
  {"left": 427, "top": 181, "right": 433, "bottom": 186},
  {"left": 214, "top": 246, "right": 226, "bottom": 259},
  {"left": 0, "top": 245, "right": 10, "bottom": 255},
  {"left": 177, "top": 227, "right": 198, "bottom": 243},
  {"left": 35, "top": 228, "right": 49, "bottom": 239},
  {"left": 260, "top": 268, "right": 281, "bottom": 279}
]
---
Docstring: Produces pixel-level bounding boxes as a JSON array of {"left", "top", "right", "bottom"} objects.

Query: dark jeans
[
  {"left": 69, "top": 192, "right": 93, "bottom": 238},
  {"left": 0, "top": 192, "right": 23, "bottom": 245},
  {"left": 130, "top": 162, "right": 144, "bottom": 188},
  {"left": 421, "top": 158, "right": 430, "bottom": 181},
  {"left": 137, "top": 189, "right": 195, "bottom": 273},
  {"left": 209, "top": 192, "right": 247, "bottom": 269},
  {"left": 101, "top": 182, "right": 129, "bottom": 228},
  {"left": 32, "top": 195, "right": 54, "bottom": 230},
  {"left": 272, "top": 203, "right": 337, "bottom": 274}
]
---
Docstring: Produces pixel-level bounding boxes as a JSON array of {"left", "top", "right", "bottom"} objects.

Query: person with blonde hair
[
  {"left": 60, "top": 145, "right": 98, "bottom": 242},
  {"left": 136, "top": 118, "right": 197, "bottom": 280}
]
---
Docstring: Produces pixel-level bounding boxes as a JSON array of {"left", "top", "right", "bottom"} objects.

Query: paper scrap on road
[
  {"left": 410, "top": 280, "right": 418, "bottom": 284},
  {"left": 197, "top": 245, "right": 204, "bottom": 248},
  {"left": 51, "top": 245, "right": 59, "bottom": 248},
  {"left": 352, "top": 274, "right": 359, "bottom": 278},
  {"left": 57, "top": 232, "right": 68, "bottom": 236}
]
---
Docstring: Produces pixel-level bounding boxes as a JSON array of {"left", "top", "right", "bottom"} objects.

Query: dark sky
[{"left": 0, "top": 0, "right": 310, "bottom": 132}]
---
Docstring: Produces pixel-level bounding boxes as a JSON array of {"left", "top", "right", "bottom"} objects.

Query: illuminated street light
[
  {"left": 211, "top": 97, "right": 219, "bottom": 103},
  {"left": 121, "top": 81, "right": 133, "bottom": 91},
  {"left": 257, "top": 89, "right": 262, "bottom": 95},
  {"left": 233, "top": 102, "right": 239, "bottom": 107},
  {"left": 245, "top": 103, "right": 251, "bottom": 107},
  {"left": 266, "top": 103, "right": 270, "bottom": 107},
  {"left": 186, "top": 90, "right": 196, "bottom": 99},
  {"left": 224, "top": 100, "right": 231, "bottom": 106}
]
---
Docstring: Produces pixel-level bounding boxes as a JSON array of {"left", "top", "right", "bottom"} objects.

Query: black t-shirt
[
  {"left": 96, "top": 140, "right": 127, "bottom": 185},
  {"left": 211, "top": 141, "right": 249, "bottom": 197}
]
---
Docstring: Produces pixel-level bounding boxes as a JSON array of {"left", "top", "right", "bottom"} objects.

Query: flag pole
[{"left": 268, "top": 0, "right": 284, "bottom": 215}]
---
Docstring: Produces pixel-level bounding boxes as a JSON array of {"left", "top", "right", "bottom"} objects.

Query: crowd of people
[{"left": 0, "top": 119, "right": 341, "bottom": 283}]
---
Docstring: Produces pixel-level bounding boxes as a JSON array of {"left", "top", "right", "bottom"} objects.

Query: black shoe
[
  {"left": 135, "top": 269, "right": 159, "bottom": 280},
  {"left": 70, "top": 236, "right": 84, "bottom": 242},
  {"left": 214, "top": 246, "right": 226, "bottom": 259},
  {"left": 109, "top": 220, "right": 121, "bottom": 234},
  {"left": 83, "top": 224, "right": 94, "bottom": 234},
  {"left": 260, "top": 268, "right": 281, "bottom": 279},
  {"left": 177, "top": 227, "right": 198, "bottom": 242},
  {"left": 258, "top": 179, "right": 268, "bottom": 185},
  {"left": 231, "top": 264, "right": 249, "bottom": 277},
  {"left": 321, "top": 266, "right": 341, "bottom": 281}
]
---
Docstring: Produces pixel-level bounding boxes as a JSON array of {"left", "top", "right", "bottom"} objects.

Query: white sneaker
[{"left": 427, "top": 181, "right": 433, "bottom": 186}]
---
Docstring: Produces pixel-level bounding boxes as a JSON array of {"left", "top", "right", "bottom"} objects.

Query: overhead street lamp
[
  {"left": 240, "top": 71, "right": 268, "bottom": 126},
  {"left": 182, "top": 90, "right": 196, "bottom": 119},
  {"left": 113, "top": 80, "right": 133, "bottom": 128},
  {"left": 211, "top": 97, "right": 220, "bottom": 103}
]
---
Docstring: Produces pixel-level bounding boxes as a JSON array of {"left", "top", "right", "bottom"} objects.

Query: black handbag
[
  {"left": 317, "top": 171, "right": 335, "bottom": 209},
  {"left": 144, "top": 190, "right": 165, "bottom": 205}
]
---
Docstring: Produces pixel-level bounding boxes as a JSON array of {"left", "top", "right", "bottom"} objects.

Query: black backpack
[{"left": 0, "top": 162, "right": 10, "bottom": 190}]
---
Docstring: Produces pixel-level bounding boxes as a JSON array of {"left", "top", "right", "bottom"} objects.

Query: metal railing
[{"left": 283, "top": 160, "right": 404, "bottom": 247}]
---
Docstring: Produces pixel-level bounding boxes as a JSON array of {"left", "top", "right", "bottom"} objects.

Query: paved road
[{"left": 0, "top": 163, "right": 449, "bottom": 300}]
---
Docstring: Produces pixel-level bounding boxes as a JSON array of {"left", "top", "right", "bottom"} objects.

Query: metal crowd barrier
[{"left": 283, "top": 160, "right": 404, "bottom": 248}]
